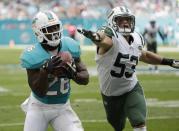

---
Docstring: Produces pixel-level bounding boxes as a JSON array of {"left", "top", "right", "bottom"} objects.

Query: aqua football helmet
[{"left": 32, "top": 11, "right": 63, "bottom": 47}]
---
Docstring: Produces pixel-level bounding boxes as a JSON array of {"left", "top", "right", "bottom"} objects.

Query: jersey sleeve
[
  {"left": 61, "top": 37, "right": 81, "bottom": 58},
  {"left": 136, "top": 32, "right": 145, "bottom": 47},
  {"left": 20, "top": 44, "right": 51, "bottom": 69}
]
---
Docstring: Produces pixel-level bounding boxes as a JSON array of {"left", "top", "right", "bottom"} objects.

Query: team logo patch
[
  {"left": 138, "top": 45, "right": 142, "bottom": 50},
  {"left": 45, "top": 12, "right": 54, "bottom": 20},
  {"left": 32, "top": 18, "right": 38, "bottom": 24}
]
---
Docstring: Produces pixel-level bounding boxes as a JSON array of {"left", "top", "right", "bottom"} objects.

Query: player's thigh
[
  {"left": 51, "top": 105, "right": 83, "bottom": 131},
  {"left": 101, "top": 94, "right": 126, "bottom": 130},
  {"left": 125, "top": 83, "right": 147, "bottom": 126},
  {"left": 24, "top": 110, "right": 48, "bottom": 131}
]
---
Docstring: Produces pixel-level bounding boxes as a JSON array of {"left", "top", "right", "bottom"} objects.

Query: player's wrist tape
[
  {"left": 42, "top": 61, "right": 53, "bottom": 74},
  {"left": 161, "top": 58, "right": 173, "bottom": 66}
]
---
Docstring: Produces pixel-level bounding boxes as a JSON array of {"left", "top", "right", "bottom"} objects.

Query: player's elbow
[
  {"left": 33, "top": 89, "right": 47, "bottom": 97},
  {"left": 82, "top": 76, "right": 89, "bottom": 85},
  {"left": 28, "top": 81, "right": 48, "bottom": 97},
  {"left": 75, "top": 72, "right": 89, "bottom": 85}
]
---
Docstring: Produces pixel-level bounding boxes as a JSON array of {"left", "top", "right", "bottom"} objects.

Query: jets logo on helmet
[
  {"left": 107, "top": 6, "right": 135, "bottom": 35},
  {"left": 32, "top": 11, "right": 63, "bottom": 47}
]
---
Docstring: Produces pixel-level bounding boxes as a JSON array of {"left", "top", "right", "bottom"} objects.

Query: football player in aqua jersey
[
  {"left": 78, "top": 6, "right": 179, "bottom": 131},
  {"left": 20, "top": 11, "right": 89, "bottom": 131}
]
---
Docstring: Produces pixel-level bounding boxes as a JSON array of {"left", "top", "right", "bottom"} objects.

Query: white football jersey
[
  {"left": 144, "top": 24, "right": 159, "bottom": 43},
  {"left": 95, "top": 31, "right": 144, "bottom": 96}
]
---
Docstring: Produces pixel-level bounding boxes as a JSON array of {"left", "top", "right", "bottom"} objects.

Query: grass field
[{"left": 0, "top": 48, "right": 179, "bottom": 131}]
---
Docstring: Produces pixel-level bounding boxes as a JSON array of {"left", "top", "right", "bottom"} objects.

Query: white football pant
[{"left": 21, "top": 94, "right": 84, "bottom": 131}]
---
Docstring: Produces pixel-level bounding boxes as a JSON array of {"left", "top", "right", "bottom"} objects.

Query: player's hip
[{"left": 100, "top": 78, "right": 138, "bottom": 96}]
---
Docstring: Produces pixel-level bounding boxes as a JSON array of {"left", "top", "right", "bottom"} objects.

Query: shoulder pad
[
  {"left": 20, "top": 44, "right": 50, "bottom": 69},
  {"left": 61, "top": 37, "right": 81, "bottom": 58},
  {"left": 98, "top": 26, "right": 114, "bottom": 38},
  {"left": 134, "top": 31, "right": 145, "bottom": 47}
]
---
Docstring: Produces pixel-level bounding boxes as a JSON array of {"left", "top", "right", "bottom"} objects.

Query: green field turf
[{"left": 0, "top": 48, "right": 179, "bottom": 131}]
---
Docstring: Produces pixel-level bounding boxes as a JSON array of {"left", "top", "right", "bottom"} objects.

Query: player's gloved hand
[
  {"left": 42, "top": 55, "right": 62, "bottom": 74},
  {"left": 171, "top": 60, "right": 179, "bottom": 69},
  {"left": 64, "top": 60, "right": 77, "bottom": 79},
  {"left": 161, "top": 58, "right": 179, "bottom": 69},
  {"left": 77, "top": 28, "right": 101, "bottom": 42}
]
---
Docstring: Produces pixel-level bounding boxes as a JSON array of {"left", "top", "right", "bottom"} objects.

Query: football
[
  {"left": 52, "top": 51, "right": 73, "bottom": 77},
  {"left": 57, "top": 51, "right": 73, "bottom": 64}
]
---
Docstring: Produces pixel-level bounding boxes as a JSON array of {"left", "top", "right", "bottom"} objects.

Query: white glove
[{"left": 171, "top": 60, "right": 179, "bottom": 69}]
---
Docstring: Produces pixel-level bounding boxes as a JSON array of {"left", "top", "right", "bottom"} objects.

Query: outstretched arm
[
  {"left": 140, "top": 50, "right": 179, "bottom": 68},
  {"left": 140, "top": 50, "right": 162, "bottom": 64},
  {"left": 77, "top": 28, "right": 113, "bottom": 50}
]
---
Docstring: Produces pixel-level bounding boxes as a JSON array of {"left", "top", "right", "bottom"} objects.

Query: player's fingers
[
  {"left": 52, "top": 55, "right": 61, "bottom": 62},
  {"left": 77, "top": 28, "right": 91, "bottom": 36},
  {"left": 53, "top": 58, "right": 63, "bottom": 66},
  {"left": 83, "top": 29, "right": 91, "bottom": 36},
  {"left": 54, "top": 66, "right": 68, "bottom": 72},
  {"left": 65, "top": 63, "right": 76, "bottom": 72},
  {"left": 172, "top": 60, "right": 179, "bottom": 69},
  {"left": 77, "top": 29, "right": 83, "bottom": 34}
]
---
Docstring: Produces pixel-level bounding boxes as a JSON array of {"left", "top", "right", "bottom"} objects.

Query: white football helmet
[
  {"left": 107, "top": 6, "right": 135, "bottom": 35},
  {"left": 32, "top": 11, "right": 63, "bottom": 47}
]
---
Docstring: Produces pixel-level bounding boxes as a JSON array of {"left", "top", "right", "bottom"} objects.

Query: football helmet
[
  {"left": 149, "top": 16, "right": 156, "bottom": 26},
  {"left": 32, "top": 11, "right": 63, "bottom": 47},
  {"left": 107, "top": 6, "right": 135, "bottom": 35}
]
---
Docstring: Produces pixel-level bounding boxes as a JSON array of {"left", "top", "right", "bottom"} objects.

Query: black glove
[
  {"left": 77, "top": 28, "right": 101, "bottom": 42},
  {"left": 42, "top": 55, "right": 62, "bottom": 74},
  {"left": 64, "top": 61, "right": 77, "bottom": 79},
  {"left": 161, "top": 58, "right": 179, "bottom": 69},
  {"left": 171, "top": 60, "right": 179, "bottom": 69}
]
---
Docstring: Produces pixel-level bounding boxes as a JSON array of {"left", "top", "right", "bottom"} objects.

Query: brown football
[
  {"left": 52, "top": 51, "right": 73, "bottom": 77},
  {"left": 57, "top": 51, "right": 73, "bottom": 64}
]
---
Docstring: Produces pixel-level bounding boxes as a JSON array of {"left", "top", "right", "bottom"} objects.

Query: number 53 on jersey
[{"left": 111, "top": 52, "right": 138, "bottom": 78}]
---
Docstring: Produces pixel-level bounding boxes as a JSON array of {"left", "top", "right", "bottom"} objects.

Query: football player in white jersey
[
  {"left": 143, "top": 18, "right": 165, "bottom": 71},
  {"left": 78, "top": 6, "right": 179, "bottom": 131},
  {"left": 20, "top": 11, "right": 89, "bottom": 131}
]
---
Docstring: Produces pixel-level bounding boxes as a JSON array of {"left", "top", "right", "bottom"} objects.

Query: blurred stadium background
[
  {"left": 0, "top": 0, "right": 179, "bottom": 131},
  {"left": 0, "top": 0, "right": 179, "bottom": 46}
]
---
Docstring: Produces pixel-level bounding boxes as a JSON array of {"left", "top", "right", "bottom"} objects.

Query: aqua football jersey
[{"left": 20, "top": 36, "right": 81, "bottom": 104}]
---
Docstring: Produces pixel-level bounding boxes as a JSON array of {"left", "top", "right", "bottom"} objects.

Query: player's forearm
[
  {"left": 72, "top": 60, "right": 89, "bottom": 85},
  {"left": 140, "top": 51, "right": 162, "bottom": 64},
  {"left": 77, "top": 28, "right": 112, "bottom": 48},
  {"left": 140, "top": 51, "right": 177, "bottom": 67},
  {"left": 27, "top": 69, "right": 49, "bottom": 97},
  {"left": 73, "top": 70, "right": 89, "bottom": 85},
  {"left": 92, "top": 32, "right": 112, "bottom": 48}
]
